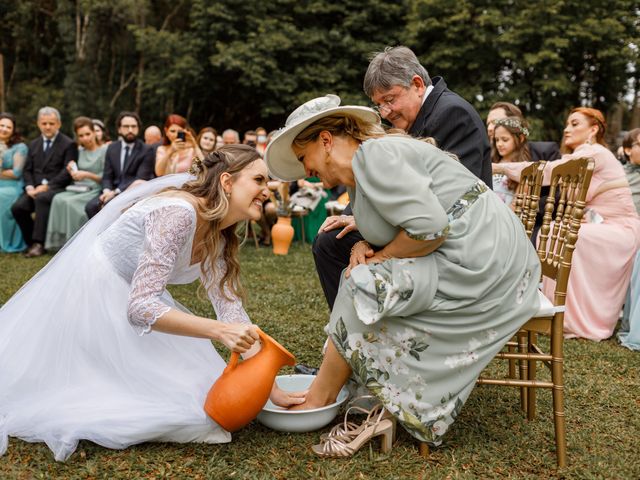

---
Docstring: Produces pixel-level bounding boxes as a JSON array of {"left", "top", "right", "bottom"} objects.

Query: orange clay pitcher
[{"left": 204, "top": 327, "right": 296, "bottom": 431}]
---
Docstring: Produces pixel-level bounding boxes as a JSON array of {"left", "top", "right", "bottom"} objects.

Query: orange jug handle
[{"left": 224, "top": 326, "right": 266, "bottom": 372}]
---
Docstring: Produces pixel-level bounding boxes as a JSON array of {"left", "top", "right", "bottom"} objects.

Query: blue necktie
[
  {"left": 121, "top": 146, "right": 131, "bottom": 171},
  {"left": 44, "top": 139, "right": 52, "bottom": 153}
]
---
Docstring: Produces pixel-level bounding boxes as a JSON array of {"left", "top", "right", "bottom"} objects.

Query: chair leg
[
  {"left": 419, "top": 442, "right": 430, "bottom": 458},
  {"left": 527, "top": 331, "right": 537, "bottom": 420},
  {"left": 508, "top": 342, "right": 516, "bottom": 378},
  {"left": 551, "top": 321, "right": 567, "bottom": 468},
  {"left": 517, "top": 331, "right": 528, "bottom": 414}
]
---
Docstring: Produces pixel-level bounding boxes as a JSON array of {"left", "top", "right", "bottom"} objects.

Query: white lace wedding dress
[{"left": 0, "top": 175, "right": 251, "bottom": 461}]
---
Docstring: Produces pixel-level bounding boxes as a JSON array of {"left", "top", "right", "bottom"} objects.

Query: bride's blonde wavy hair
[{"left": 164, "top": 144, "right": 261, "bottom": 301}]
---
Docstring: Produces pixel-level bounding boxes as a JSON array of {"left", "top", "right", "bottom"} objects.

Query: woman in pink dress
[
  {"left": 494, "top": 107, "right": 640, "bottom": 340},
  {"left": 155, "top": 114, "right": 200, "bottom": 176}
]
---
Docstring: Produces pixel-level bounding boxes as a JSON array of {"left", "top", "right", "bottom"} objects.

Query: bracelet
[{"left": 350, "top": 240, "right": 370, "bottom": 256}]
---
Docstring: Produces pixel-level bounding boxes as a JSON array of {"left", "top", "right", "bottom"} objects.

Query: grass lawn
[{"left": 1, "top": 244, "right": 639, "bottom": 479}]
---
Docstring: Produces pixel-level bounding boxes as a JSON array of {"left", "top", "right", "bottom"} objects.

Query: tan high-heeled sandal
[
  {"left": 320, "top": 399, "right": 394, "bottom": 442},
  {"left": 311, "top": 417, "right": 395, "bottom": 458}
]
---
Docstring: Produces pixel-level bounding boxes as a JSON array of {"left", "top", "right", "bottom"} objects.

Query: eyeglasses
[{"left": 373, "top": 97, "right": 398, "bottom": 115}]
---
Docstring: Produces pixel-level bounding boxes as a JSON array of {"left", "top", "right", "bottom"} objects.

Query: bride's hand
[
  {"left": 270, "top": 383, "right": 306, "bottom": 408},
  {"left": 218, "top": 323, "right": 259, "bottom": 353}
]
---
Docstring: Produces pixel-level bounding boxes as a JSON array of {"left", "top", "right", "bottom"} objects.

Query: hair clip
[{"left": 188, "top": 156, "right": 204, "bottom": 175}]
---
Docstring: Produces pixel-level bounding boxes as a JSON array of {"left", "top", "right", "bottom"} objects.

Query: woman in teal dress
[
  {"left": 266, "top": 95, "right": 541, "bottom": 457},
  {"left": 46, "top": 117, "right": 106, "bottom": 250},
  {"left": 0, "top": 113, "right": 28, "bottom": 253}
]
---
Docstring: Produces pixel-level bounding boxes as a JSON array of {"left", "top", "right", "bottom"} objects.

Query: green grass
[{"left": 1, "top": 244, "right": 639, "bottom": 479}]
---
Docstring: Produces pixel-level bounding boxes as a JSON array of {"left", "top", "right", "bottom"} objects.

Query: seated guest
[
  {"left": 222, "top": 129, "right": 240, "bottom": 145},
  {"left": 11, "top": 106, "right": 77, "bottom": 258},
  {"left": 255, "top": 127, "right": 268, "bottom": 155},
  {"left": 491, "top": 117, "right": 531, "bottom": 205},
  {"left": 144, "top": 125, "right": 162, "bottom": 146},
  {"left": 0, "top": 113, "right": 28, "bottom": 252},
  {"left": 486, "top": 102, "right": 560, "bottom": 160},
  {"left": 197, "top": 127, "right": 218, "bottom": 156},
  {"left": 92, "top": 119, "right": 111, "bottom": 146},
  {"left": 265, "top": 94, "right": 540, "bottom": 455},
  {"left": 243, "top": 130, "right": 257, "bottom": 148},
  {"left": 617, "top": 128, "right": 640, "bottom": 350},
  {"left": 46, "top": 117, "right": 107, "bottom": 250},
  {"left": 154, "top": 114, "right": 200, "bottom": 176},
  {"left": 622, "top": 128, "right": 640, "bottom": 213},
  {"left": 496, "top": 107, "right": 640, "bottom": 341},
  {"left": 290, "top": 177, "right": 329, "bottom": 243},
  {"left": 85, "top": 111, "right": 155, "bottom": 218}
]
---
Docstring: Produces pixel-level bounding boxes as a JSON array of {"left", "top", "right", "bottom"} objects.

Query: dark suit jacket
[
  {"left": 409, "top": 76, "right": 492, "bottom": 187},
  {"left": 530, "top": 141, "right": 560, "bottom": 161},
  {"left": 23, "top": 133, "right": 78, "bottom": 190},
  {"left": 102, "top": 139, "right": 155, "bottom": 191}
]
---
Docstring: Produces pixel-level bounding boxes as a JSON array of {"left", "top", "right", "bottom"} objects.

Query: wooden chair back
[
  {"left": 513, "top": 161, "right": 547, "bottom": 237},
  {"left": 537, "top": 157, "right": 594, "bottom": 297}
]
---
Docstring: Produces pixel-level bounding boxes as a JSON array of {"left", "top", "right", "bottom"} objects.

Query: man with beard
[{"left": 85, "top": 112, "right": 155, "bottom": 218}]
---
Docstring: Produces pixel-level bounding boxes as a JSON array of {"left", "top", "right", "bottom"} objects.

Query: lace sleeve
[
  {"left": 11, "top": 144, "right": 27, "bottom": 178},
  {"left": 127, "top": 205, "right": 196, "bottom": 335},
  {"left": 201, "top": 257, "right": 251, "bottom": 325}
]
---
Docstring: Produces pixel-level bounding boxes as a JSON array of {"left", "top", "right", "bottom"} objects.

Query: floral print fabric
[{"left": 329, "top": 136, "right": 541, "bottom": 446}]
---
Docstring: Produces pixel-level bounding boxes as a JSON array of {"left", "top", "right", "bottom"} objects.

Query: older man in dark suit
[
  {"left": 310, "top": 46, "right": 492, "bottom": 311},
  {"left": 85, "top": 112, "right": 155, "bottom": 218},
  {"left": 12, "top": 107, "right": 78, "bottom": 257}
]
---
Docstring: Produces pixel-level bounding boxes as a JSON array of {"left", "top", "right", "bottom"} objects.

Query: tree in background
[
  {"left": 0, "top": 0, "right": 637, "bottom": 144},
  {"left": 404, "top": 0, "right": 639, "bottom": 142}
]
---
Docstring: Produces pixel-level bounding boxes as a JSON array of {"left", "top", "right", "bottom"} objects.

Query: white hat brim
[{"left": 265, "top": 105, "right": 380, "bottom": 181}]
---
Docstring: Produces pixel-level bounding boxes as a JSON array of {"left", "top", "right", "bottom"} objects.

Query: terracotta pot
[
  {"left": 271, "top": 216, "right": 294, "bottom": 255},
  {"left": 204, "top": 328, "right": 296, "bottom": 432}
]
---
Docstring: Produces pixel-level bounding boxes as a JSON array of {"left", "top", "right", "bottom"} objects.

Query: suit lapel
[
  {"left": 116, "top": 140, "right": 127, "bottom": 176},
  {"left": 409, "top": 77, "right": 447, "bottom": 137}
]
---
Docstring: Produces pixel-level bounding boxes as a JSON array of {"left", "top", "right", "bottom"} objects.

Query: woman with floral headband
[
  {"left": 0, "top": 145, "right": 304, "bottom": 461},
  {"left": 491, "top": 117, "right": 531, "bottom": 205},
  {"left": 496, "top": 107, "right": 640, "bottom": 341}
]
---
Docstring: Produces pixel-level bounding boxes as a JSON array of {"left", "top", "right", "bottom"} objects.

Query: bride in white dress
[{"left": 0, "top": 145, "right": 304, "bottom": 461}]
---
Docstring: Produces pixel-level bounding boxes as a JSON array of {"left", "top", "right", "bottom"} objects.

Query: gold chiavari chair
[
  {"left": 513, "top": 160, "right": 547, "bottom": 237},
  {"left": 506, "top": 161, "right": 548, "bottom": 386},
  {"left": 476, "top": 157, "right": 595, "bottom": 468}
]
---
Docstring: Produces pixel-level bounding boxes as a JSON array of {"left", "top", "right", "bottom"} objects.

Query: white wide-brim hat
[{"left": 265, "top": 94, "right": 380, "bottom": 181}]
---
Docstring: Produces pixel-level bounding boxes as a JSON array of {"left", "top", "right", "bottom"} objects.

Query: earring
[{"left": 225, "top": 192, "right": 231, "bottom": 198}]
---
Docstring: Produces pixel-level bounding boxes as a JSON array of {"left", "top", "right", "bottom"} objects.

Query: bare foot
[
  {"left": 288, "top": 401, "right": 324, "bottom": 411},
  {"left": 287, "top": 395, "right": 336, "bottom": 411}
]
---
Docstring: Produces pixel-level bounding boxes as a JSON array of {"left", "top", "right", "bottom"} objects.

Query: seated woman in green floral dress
[
  {"left": 46, "top": 117, "right": 107, "bottom": 250},
  {"left": 0, "top": 113, "right": 28, "bottom": 252},
  {"left": 265, "top": 95, "right": 541, "bottom": 457}
]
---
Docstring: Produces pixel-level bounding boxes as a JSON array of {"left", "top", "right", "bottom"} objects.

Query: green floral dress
[
  {"left": 327, "top": 136, "right": 540, "bottom": 445},
  {"left": 45, "top": 145, "right": 107, "bottom": 249}
]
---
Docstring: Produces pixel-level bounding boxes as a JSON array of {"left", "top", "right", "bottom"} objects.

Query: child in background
[{"left": 491, "top": 117, "right": 531, "bottom": 205}]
